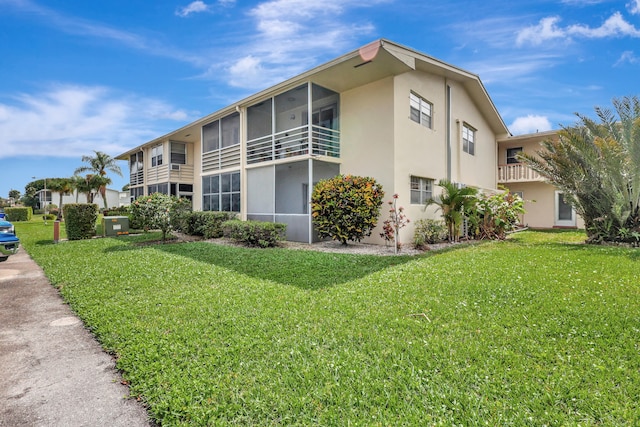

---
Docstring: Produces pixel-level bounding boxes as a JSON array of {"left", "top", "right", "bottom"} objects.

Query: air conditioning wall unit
[{"left": 170, "top": 164, "right": 181, "bottom": 171}]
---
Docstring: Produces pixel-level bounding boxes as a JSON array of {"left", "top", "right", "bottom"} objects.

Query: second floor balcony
[
  {"left": 247, "top": 125, "right": 340, "bottom": 164},
  {"left": 498, "top": 163, "right": 545, "bottom": 183}
]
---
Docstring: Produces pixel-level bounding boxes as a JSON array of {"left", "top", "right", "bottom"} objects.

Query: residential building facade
[
  {"left": 497, "top": 131, "right": 584, "bottom": 229},
  {"left": 117, "top": 39, "right": 576, "bottom": 244}
]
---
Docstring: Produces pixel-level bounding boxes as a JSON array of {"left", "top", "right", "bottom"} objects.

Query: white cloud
[
  {"left": 509, "top": 115, "right": 553, "bottom": 135},
  {"left": 568, "top": 12, "right": 640, "bottom": 38},
  {"left": 628, "top": 0, "right": 640, "bottom": 14},
  {"left": 176, "top": 0, "right": 237, "bottom": 17},
  {"left": 176, "top": 1, "right": 210, "bottom": 17},
  {"left": 516, "top": 16, "right": 570, "bottom": 46},
  {"left": 614, "top": 50, "right": 640, "bottom": 65},
  {"left": 218, "top": 0, "right": 385, "bottom": 89},
  {"left": 517, "top": 12, "right": 640, "bottom": 46},
  {"left": 0, "top": 85, "right": 193, "bottom": 159}
]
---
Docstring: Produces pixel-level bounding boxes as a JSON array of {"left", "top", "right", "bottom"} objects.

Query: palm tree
[
  {"left": 47, "top": 178, "right": 75, "bottom": 220},
  {"left": 520, "top": 96, "right": 640, "bottom": 243},
  {"left": 426, "top": 179, "right": 478, "bottom": 242},
  {"left": 74, "top": 151, "right": 122, "bottom": 209}
]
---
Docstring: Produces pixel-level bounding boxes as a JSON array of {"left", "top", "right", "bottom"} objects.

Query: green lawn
[{"left": 15, "top": 222, "right": 640, "bottom": 426}]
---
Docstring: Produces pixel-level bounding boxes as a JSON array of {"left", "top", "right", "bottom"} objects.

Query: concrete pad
[{"left": 0, "top": 251, "right": 152, "bottom": 426}]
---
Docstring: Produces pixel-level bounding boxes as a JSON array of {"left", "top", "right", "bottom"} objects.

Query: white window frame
[
  {"left": 410, "top": 176, "right": 433, "bottom": 205},
  {"left": 170, "top": 141, "right": 187, "bottom": 165},
  {"left": 409, "top": 92, "right": 433, "bottom": 129},
  {"left": 555, "top": 191, "right": 576, "bottom": 227},
  {"left": 462, "top": 123, "right": 476, "bottom": 155},
  {"left": 151, "top": 145, "right": 163, "bottom": 167}
]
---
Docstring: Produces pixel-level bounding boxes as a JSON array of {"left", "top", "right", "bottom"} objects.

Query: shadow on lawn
[{"left": 148, "top": 241, "right": 419, "bottom": 290}]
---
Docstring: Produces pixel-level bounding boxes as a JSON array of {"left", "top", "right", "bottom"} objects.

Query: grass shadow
[{"left": 151, "top": 241, "right": 424, "bottom": 290}]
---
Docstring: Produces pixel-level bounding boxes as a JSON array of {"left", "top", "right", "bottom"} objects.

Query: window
[
  {"left": 202, "top": 112, "right": 240, "bottom": 153},
  {"left": 130, "top": 186, "right": 144, "bottom": 202},
  {"left": 409, "top": 92, "right": 433, "bottom": 129},
  {"left": 462, "top": 124, "right": 475, "bottom": 155},
  {"left": 203, "top": 172, "right": 240, "bottom": 212},
  {"left": 151, "top": 145, "right": 163, "bottom": 167},
  {"left": 410, "top": 176, "right": 433, "bottom": 204},
  {"left": 147, "top": 183, "right": 169, "bottom": 195},
  {"left": 170, "top": 142, "right": 186, "bottom": 165},
  {"left": 506, "top": 147, "right": 522, "bottom": 164},
  {"left": 203, "top": 121, "right": 220, "bottom": 152},
  {"left": 221, "top": 113, "right": 240, "bottom": 148}
]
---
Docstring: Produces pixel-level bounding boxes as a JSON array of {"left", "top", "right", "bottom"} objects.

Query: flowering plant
[{"left": 380, "top": 194, "right": 410, "bottom": 253}]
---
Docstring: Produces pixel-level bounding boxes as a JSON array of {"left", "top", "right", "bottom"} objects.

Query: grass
[{"left": 15, "top": 222, "right": 640, "bottom": 426}]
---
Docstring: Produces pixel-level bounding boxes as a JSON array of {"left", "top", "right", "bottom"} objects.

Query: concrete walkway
[{"left": 0, "top": 250, "right": 151, "bottom": 426}]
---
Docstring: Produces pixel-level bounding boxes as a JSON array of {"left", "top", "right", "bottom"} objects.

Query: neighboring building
[
  {"left": 116, "top": 39, "right": 578, "bottom": 244},
  {"left": 38, "top": 188, "right": 128, "bottom": 211},
  {"left": 497, "top": 131, "right": 584, "bottom": 229}
]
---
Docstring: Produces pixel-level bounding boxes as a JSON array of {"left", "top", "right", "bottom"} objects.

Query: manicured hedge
[
  {"left": 4, "top": 207, "right": 32, "bottom": 221},
  {"left": 63, "top": 204, "right": 98, "bottom": 240},
  {"left": 222, "top": 219, "right": 286, "bottom": 247},
  {"left": 179, "top": 211, "right": 237, "bottom": 238}
]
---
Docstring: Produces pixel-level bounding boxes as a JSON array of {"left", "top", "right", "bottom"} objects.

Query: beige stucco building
[
  {"left": 117, "top": 39, "right": 578, "bottom": 244},
  {"left": 497, "top": 131, "right": 584, "bottom": 229}
]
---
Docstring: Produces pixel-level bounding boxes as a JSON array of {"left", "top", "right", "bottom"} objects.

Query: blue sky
[{"left": 1, "top": 0, "right": 640, "bottom": 199}]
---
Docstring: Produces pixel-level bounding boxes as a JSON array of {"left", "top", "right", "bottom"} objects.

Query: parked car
[{"left": 0, "top": 218, "right": 20, "bottom": 262}]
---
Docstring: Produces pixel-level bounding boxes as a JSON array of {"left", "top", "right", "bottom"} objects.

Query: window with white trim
[
  {"left": 410, "top": 176, "right": 433, "bottom": 204},
  {"left": 409, "top": 92, "right": 433, "bottom": 129},
  {"left": 170, "top": 142, "right": 186, "bottom": 165},
  {"left": 202, "top": 171, "right": 240, "bottom": 212},
  {"left": 462, "top": 124, "right": 475, "bottom": 155},
  {"left": 151, "top": 145, "right": 163, "bottom": 167}
]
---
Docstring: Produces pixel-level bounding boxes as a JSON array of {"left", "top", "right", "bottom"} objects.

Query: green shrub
[
  {"left": 129, "top": 194, "right": 192, "bottom": 241},
  {"left": 43, "top": 213, "right": 57, "bottom": 221},
  {"left": 4, "top": 207, "right": 32, "bottom": 221},
  {"left": 467, "top": 190, "right": 525, "bottom": 240},
  {"left": 103, "top": 206, "right": 129, "bottom": 216},
  {"left": 222, "top": 219, "right": 286, "bottom": 248},
  {"left": 413, "top": 219, "right": 448, "bottom": 247},
  {"left": 63, "top": 204, "right": 98, "bottom": 240},
  {"left": 311, "top": 174, "right": 384, "bottom": 245},
  {"left": 180, "top": 211, "right": 236, "bottom": 238}
]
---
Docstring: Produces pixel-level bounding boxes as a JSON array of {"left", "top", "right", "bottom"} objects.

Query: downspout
[{"left": 445, "top": 81, "right": 452, "bottom": 182}]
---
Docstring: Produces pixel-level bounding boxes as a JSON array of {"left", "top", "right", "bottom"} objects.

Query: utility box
[{"left": 103, "top": 216, "right": 129, "bottom": 237}]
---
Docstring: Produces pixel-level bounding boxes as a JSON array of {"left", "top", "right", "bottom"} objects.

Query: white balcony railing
[
  {"left": 247, "top": 125, "right": 340, "bottom": 164},
  {"left": 497, "top": 163, "right": 544, "bottom": 183}
]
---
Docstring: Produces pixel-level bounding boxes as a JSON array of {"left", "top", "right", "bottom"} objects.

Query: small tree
[
  {"left": 426, "top": 180, "right": 478, "bottom": 242},
  {"left": 130, "top": 193, "right": 182, "bottom": 242},
  {"left": 311, "top": 174, "right": 384, "bottom": 245},
  {"left": 380, "top": 194, "right": 410, "bottom": 254}
]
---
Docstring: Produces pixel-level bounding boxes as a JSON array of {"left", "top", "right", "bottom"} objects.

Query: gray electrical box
[{"left": 103, "top": 216, "right": 129, "bottom": 237}]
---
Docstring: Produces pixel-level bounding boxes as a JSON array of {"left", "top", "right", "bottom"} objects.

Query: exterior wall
[
  {"left": 449, "top": 81, "right": 497, "bottom": 190},
  {"left": 389, "top": 72, "right": 499, "bottom": 245},
  {"left": 501, "top": 181, "right": 555, "bottom": 228},
  {"left": 340, "top": 77, "right": 395, "bottom": 244},
  {"left": 391, "top": 71, "right": 447, "bottom": 245},
  {"left": 340, "top": 77, "right": 395, "bottom": 185}
]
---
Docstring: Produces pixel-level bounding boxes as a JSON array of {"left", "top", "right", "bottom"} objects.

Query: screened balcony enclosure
[
  {"left": 247, "top": 83, "right": 340, "bottom": 164},
  {"left": 247, "top": 160, "right": 340, "bottom": 243}
]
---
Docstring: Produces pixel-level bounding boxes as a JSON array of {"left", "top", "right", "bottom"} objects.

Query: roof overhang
[{"left": 117, "top": 39, "right": 510, "bottom": 159}]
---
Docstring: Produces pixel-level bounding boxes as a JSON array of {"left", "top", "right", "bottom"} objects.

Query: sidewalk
[{"left": 0, "top": 250, "right": 151, "bottom": 426}]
